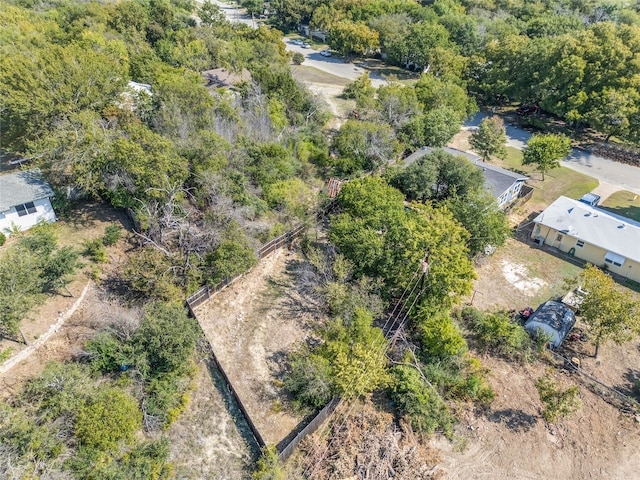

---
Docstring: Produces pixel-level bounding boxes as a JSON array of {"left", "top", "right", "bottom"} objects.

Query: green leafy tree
[
  {"left": 522, "top": 134, "right": 571, "bottom": 180},
  {"left": 422, "top": 107, "right": 462, "bottom": 147},
  {"left": 242, "top": 0, "right": 264, "bottom": 16},
  {"left": 431, "top": 150, "right": 484, "bottom": 200},
  {"left": 470, "top": 116, "right": 507, "bottom": 162},
  {"left": 418, "top": 310, "right": 467, "bottom": 359},
  {"left": 329, "top": 20, "right": 379, "bottom": 57},
  {"left": 292, "top": 52, "right": 304, "bottom": 65},
  {"left": 536, "top": 373, "right": 581, "bottom": 423},
  {"left": 198, "top": 0, "right": 226, "bottom": 26},
  {"left": 445, "top": 189, "right": 511, "bottom": 256},
  {"left": 342, "top": 73, "right": 375, "bottom": 103},
  {"left": 390, "top": 364, "right": 455, "bottom": 436},
  {"left": 41, "top": 246, "right": 82, "bottom": 295},
  {"left": 333, "top": 120, "right": 400, "bottom": 174},
  {"left": 204, "top": 240, "right": 258, "bottom": 286},
  {"left": 134, "top": 302, "right": 199, "bottom": 376},
  {"left": 75, "top": 388, "right": 141, "bottom": 451},
  {"left": 414, "top": 75, "right": 477, "bottom": 122},
  {"left": 576, "top": 265, "right": 640, "bottom": 357},
  {"left": 391, "top": 156, "right": 439, "bottom": 202},
  {"left": 321, "top": 308, "right": 389, "bottom": 399}
]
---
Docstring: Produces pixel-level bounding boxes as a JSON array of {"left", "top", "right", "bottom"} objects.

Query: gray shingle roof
[
  {"left": 403, "top": 146, "right": 528, "bottom": 199},
  {"left": 0, "top": 169, "right": 55, "bottom": 212}
]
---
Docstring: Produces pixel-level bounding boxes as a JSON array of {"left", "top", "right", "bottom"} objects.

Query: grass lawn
[
  {"left": 290, "top": 65, "right": 351, "bottom": 86},
  {"left": 493, "top": 147, "right": 599, "bottom": 207},
  {"left": 599, "top": 190, "right": 640, "bottom": 222},
  {"left": 472, "top": 237, "right": 584, "bottom": 311}
]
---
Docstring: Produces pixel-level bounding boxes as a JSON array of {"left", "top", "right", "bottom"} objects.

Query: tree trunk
[
  {"left": 594, "top": 341, "right": 600, "bottom": 358},
  {"left": 604, "top": 133, "right": 612, "bottom": 143}
]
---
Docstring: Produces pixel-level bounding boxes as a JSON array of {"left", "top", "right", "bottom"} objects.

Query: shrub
[
  {"left": 292, "top": 52, "right": 304, "bottom": 64},
  {"left": 103, "top": 225, "right": 123, "bottom": 246},
  {"left": 535, "top": 373, "right": 581, "bottom": 422},
  {"left": 390, "top": 365, "right": 456, "bottom": 437},
  {"left": 84, "top": 238, "right": 107, "bottom": 263},
  {"left": 420, "top": 311, "right": 468, "bottom": 359},
  {"left": 284, "top": 349, "right": 334, "bottom": 410},
  {"left": 75, "top": 388, "right": 141, "bottom": 451},
  {"left": 461, "top": 307, "right": 533, "bottom": 361},
  {"left": 253, "top": 445, "right": 285, "bottom": 480},
  {"left": 0, "top": 232, "right": 6, "bottom": 246}
]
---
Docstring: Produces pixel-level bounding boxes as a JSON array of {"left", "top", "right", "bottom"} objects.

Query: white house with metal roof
[
  {"left": 531, "top": 196, "right": 640, "bottom": 283},
  {"left": 405, "top": 147, "right": 528, "bottom": 208},
  {"left": 0, "top": 169, "right": 56, "bottom": 236}
]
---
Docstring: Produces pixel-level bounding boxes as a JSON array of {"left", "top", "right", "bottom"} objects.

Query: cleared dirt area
[
  {"left": 469, "top": 236, "right": 584, "bottom": 312},
  {"left": 194, "top": 247, "right": 327, "bottom": 446},
  {"left": 435, "top": 346, "right": 640, "bottom": 480},
  {"left": 168, "top": 359, "right": 253, "bottom": 479}
]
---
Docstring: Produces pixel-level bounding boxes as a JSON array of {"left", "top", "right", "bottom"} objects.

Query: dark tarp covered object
[{"left": 524, "top": 300, "right": 576, "bottom": 348}]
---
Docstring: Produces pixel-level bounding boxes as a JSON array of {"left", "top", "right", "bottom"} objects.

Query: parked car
[
  {"left": 302, "top": 43, "right": 310, "bottom": 48},
  {"left": 291, "top": 39, "right": 303, "bottom": 46},
  {"left": 320, "top": 49, "right": 332, "bottom": 57}
]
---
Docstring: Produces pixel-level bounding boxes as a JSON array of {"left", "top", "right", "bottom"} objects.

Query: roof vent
[
  {"left": 584, "top": 212, "right": 591, "bottom": 217},
  {"left": 618, "top": 224, "right": 626, "bottom": 229}
]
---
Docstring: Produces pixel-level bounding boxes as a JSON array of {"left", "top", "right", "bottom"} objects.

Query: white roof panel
[{"left": 534, "top": 196, "right": 640, "bottom": 263}]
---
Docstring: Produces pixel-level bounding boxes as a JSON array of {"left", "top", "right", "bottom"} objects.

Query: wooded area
[{"left": 2, "top": 0, "right": 640, "bottom": 478}]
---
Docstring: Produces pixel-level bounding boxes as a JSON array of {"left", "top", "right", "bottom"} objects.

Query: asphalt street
[
  {"left": 466, "top": 112, "right": 640, "bottom": 195},
  {"left": 212, "top": 2, "right": 639, "bottom": 195}
]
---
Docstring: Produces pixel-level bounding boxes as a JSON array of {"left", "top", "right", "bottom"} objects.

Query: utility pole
[{"left": 419, "top": 251, "right": 430, "bottom": 292}]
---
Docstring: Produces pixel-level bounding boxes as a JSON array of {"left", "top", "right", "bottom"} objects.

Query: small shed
[
  {"left": 0, "top": 169, "right": 57, "bottom": 236},
  {"left": 524, "top": 301, "right": 576, "bottom": 348}
]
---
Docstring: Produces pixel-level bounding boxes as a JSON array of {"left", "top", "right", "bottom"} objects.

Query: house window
[
  {"left": 556, "top": 234, "right": 563, "bottom": 242},
  {"left": 576, "top": 240, "right": 585, "bottom": 248},
  {"left": 604, "top": 251, "right": 625, "bottom": 268},
  {"left": 15, "top": 202, "right": 37, "bottom": 217}
]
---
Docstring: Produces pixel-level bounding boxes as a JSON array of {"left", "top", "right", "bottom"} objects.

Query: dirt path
[
  {"left": 0, "top": 281, "right": 91, "bottom": 377},
  {"left": 194, "top": 248, "right": 326, "bottom": 446}
]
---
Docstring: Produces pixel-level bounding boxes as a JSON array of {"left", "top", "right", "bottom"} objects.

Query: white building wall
[{"left": 0, "top": 198, "right": 57, "bottom": 236}]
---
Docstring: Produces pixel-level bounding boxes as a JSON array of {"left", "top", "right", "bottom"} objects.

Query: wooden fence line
[
  {"left": 278, "top": 397, "right": 342, "bottom": 462},
  {"left": 205, "top": 333, "right": 267, "bottom": 450}
]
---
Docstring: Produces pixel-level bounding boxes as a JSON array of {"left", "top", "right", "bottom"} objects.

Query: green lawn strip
[
  {"left": 599, "top": 190, "right": 640, "bottom": 222},
  {"left": 290, "top": 65, "right": 351, "bottom": 86},
  {"left": 491, "top": 147, "right": 598, "bottom": 205}
]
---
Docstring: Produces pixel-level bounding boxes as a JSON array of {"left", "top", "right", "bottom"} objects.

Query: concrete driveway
[{"left": 465, "top": 112, "right": 640, "bottom": 195}]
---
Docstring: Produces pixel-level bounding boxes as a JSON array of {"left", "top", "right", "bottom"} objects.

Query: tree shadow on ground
[
  {"left": 488, "top": 408, "right": 538, "bottom": 433},
  {"left": 614, "top": 368, "right": 640, "bottom": 399}
]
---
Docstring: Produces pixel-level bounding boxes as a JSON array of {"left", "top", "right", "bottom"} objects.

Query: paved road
[
  {"left": 465, "top": 112, "right": 640, "bottom": 195},
  {"left": 285, "top": 41, "right": 387, "bottom": 87},
  {"left": 210, "top": 0, "right": 255, "bottom": 27},
  {"left": 211, "top": 1, "right": 387, "bottom": 87}
]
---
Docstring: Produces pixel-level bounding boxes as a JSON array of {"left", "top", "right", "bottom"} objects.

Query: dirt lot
[
  {"left": 194, "top": 247, "right": 327, "bottom": 446},
  {"left": 469, "top": 235, "right": 584, "bottom": 312},
  {"left": 435, "top": 346, "right": 640, "bottom": 480},
  {"left": 168, "top": 359, "right": 253, "bottom": 479}
]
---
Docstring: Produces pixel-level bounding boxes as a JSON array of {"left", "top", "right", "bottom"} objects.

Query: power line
[{"left": 302, "top": 264, "right": 426, "bottom": 478}]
